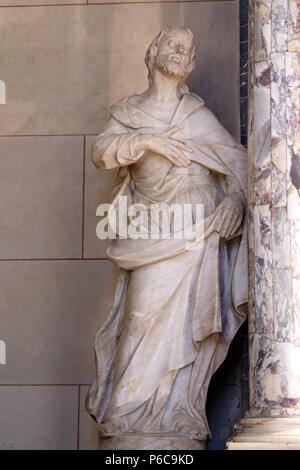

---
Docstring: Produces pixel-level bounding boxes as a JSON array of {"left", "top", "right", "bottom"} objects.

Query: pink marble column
[{"left": 228, "top": 0, "right": 300, "bottom": 449}]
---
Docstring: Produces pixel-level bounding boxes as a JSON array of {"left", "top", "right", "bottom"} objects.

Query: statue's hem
[{"left": 98, "top": 432, "right": 207, "bottom": 450}]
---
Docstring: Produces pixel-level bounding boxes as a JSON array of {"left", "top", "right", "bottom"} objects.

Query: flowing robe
[{"left": 86, "top": 93, "right": 247, "bottom": 442}]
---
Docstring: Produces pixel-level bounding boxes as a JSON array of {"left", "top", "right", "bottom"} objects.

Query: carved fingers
[
  {"left": 222, "top": 213, "right": 243, "bottom": 238},
  {"left": 138, "top": 129, "right": 193, "bottom": 167},
  {"left": 162, "top": 126, "right": 180, "bottom": 138},
  {"left": 160, "top": 138, "right": 192, "bottom": 167},
  {"left": 214, "top": 194, "right": 244, "bottom": 239},
  {"left": 162, "top": 127, "right": 193, "bottom": 152},
  {"left": 159, "top": 128, "right": 193, "bottom": 167},
  {"left": 214, "top": 211, "right": 242, "bottom": 239}
]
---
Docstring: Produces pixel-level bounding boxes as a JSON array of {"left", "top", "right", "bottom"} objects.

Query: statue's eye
[{"left": 168, "top": 39, "right": 178, "bottom": 49}]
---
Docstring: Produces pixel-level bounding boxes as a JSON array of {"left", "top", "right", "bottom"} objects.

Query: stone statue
[{"left": 86, "top": 25, "right": 247, "bottom": 450}]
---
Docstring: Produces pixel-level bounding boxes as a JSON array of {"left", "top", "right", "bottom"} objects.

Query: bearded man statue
[{"left": 86, "top": 25, "right": 247, "bottom": 450}]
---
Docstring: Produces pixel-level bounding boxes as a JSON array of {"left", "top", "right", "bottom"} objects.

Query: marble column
[{"left": 228, "top": 0, "right": 300, "bottom": 450}]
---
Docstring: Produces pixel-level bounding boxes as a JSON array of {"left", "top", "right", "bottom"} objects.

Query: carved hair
[{"left": 145, "top": 26, "right": 196, "bottom": 95}]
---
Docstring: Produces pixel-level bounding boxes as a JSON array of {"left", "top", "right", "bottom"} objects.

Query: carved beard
[{"left": 155, "top": 56, "right": 187, "bottom": 80}]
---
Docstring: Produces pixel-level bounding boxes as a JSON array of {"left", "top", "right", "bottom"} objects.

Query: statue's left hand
[{"left": 213, "top": 192, "right": 244, "bottom": 239}]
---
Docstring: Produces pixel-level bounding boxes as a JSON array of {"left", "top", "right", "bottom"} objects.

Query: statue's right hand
[{"left": 137, "top": 127, "right": 193, "bottom": 167}]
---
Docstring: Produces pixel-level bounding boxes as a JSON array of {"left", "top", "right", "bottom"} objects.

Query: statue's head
[{"left": 145, "top": 25, "right": 196, "bottom": 94}]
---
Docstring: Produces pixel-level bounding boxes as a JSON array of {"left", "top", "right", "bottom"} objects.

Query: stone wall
[{"left": 0, "top": 0, "right": 240, "bottom": 449}]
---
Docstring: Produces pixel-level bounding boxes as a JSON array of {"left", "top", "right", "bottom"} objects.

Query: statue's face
[{"left": 155, "top": 27, "right": 193, "bottom": 79}]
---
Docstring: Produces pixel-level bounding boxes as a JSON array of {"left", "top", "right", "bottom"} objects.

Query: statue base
[{"left": 99, "top": 433, "right": 206, "bottom": 450}]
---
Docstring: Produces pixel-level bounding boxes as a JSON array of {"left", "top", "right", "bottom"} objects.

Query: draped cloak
[{"left": 85, "top": 92, "right": 248, "bottom": 441}]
